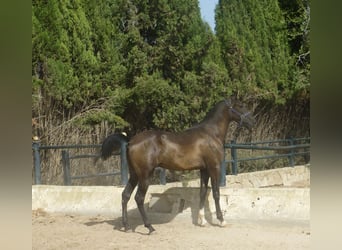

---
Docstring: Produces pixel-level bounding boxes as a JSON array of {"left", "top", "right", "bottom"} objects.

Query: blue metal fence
[
  {"left": 219, "top": 137, "right": 310, "bottom": 186},
  {"left": 32, "top": 137, "right": 310, "bottom": 186},
  {"left": 32, "top": 142, "right": 128, "bottom": 186}
]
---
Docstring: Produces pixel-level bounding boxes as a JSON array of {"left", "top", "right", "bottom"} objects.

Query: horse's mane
[{"left": 199, "top": 100, "right": 227, "bottom": 124}]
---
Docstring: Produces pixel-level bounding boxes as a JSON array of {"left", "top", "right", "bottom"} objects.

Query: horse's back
[
  {"left": 161, "top": 129, "right": 224, "bottom": 169},
  {"left": 127, "top": 128, "right": 222, "bottom": 171}
]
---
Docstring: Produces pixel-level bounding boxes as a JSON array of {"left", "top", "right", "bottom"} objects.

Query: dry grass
[{"left": 32, "top": 99, "right": 309, "bottom": 185}]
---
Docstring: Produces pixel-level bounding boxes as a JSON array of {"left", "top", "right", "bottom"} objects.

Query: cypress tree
[
  {"left": 216, "top": 0, "right": 291, "bottom": 103},
  {"left": 114, "top": 0, "right": 227, "bottom": 130}
]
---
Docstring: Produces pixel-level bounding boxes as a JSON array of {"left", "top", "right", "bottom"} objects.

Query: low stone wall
[
  {"left": 147, "top": 186, "right": 309, "bottom": 220},
  {"left": 32, "top": 165, "right": 310, "bottom": 221},
  {"left": 176, "top": 165, "right": 310, "bottom": 188},
  {"left": 226, "top": 164, "right": 310, "bottom": 188}
]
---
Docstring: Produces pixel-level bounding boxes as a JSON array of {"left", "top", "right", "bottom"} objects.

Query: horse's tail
[{"left": 99, "top": 132, "right": 128, "bottom": 161}]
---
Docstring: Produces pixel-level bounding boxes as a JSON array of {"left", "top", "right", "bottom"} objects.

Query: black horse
[{"left": 100, "top": 98, "right": 255, "bottom": 234}]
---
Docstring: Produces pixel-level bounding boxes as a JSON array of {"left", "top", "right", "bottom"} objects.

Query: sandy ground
[{"left": 32, "top": 209, "right": 310, "bottom": 250}]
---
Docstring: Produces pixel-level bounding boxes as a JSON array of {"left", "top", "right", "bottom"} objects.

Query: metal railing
[
  {"left": 32, "top": 137, "right": 310, "bottom": 186},
  {"left": 219, "top": 137, "right": 310, "bottom": 186},
  {"left": 32, "top": 142, "right": 128, "bottom": 186}
]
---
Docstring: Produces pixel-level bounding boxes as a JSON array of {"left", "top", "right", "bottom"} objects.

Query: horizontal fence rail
[
  {"left": 60, "top": 150, "right": 126, "bottom": 186},
  {"left": 219, "top": 137, "right": 310, "bottom": 186},
  {"left": 32, "top": 137, "right": 310, "bottom": 186},
  {"left": 32, "top": 142, "right": 128, "bottom": 186}
]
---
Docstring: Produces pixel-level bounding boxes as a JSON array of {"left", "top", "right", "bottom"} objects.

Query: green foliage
[
  {"left": 215, "top": 0, "right": 294, "bottom": 103},
  {"left": 75, "top": 109, "right": 129, "bottom": 128},
  {"left": 131, "top": 72, "right": 185, "bottom": 129},
  {"left": 278, "top": 0, "right": 310, "bottom": 99},
  {"left": 32, "top": 0, "right": 310, "bottom": 136}
]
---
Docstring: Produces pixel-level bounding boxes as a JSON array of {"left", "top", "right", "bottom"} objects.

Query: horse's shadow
[{"left": 84, "top": 187, "right": 217, "bottom": 234}]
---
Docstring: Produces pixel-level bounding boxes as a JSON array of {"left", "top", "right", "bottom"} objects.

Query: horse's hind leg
[
  {"left": 122, "top": 174, "right": 138, "bottom": 231},
  {"left": 210, "top": 167, "right": 227, "bottom": 227},
  {"left": 135, "top": 179, "right": 155, "bottom": 234},
  {"left": 198, "top": 169, "right": 209, "bottom": 226}
]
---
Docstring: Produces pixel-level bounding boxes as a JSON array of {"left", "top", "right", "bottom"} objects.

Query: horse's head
[{"left": 225, "top": 98, "right": 255, "bottom": 130}]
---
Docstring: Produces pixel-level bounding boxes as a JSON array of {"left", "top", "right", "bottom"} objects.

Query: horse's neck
[
  {"left": 215, "top": 118, "right": 231, "bottom": 141},
  {"left": 204, "top": 113, "right": 231, "bottom": 142},
  {"left": 191, "top": 102, "right": 231, "bottom": 140}
]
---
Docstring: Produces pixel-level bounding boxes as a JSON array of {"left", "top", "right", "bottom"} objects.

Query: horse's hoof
[
  {"left": 122, "top": 223, "right": 131, "bottom": 232},
  {"left": 198, "top": 217, "right": 208, "bottom": 227},
  {"left": 218, "top": 220, "right": 227, "bottom": 227},
  {"left": 147, "top": 225, "right": 156, "bottom": 235}
]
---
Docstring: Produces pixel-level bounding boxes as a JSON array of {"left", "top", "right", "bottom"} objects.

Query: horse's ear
[
  {"left": 229, "top": 93, "right": 238, "bottom": 103},
  {"left": 225, "top": 98, "right": 232, "bottom": 107}
]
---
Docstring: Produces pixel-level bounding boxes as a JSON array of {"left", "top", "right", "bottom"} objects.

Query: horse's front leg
[
  {"left": 210, "top": 169, "right": 227, "bottom": 227},
  {"left": 198, "top": 169, "right": 209, "bottom": 226}
]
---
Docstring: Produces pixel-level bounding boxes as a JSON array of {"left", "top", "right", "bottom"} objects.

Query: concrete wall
[
  {"left": 32, "top": 165, "right": 310, "bottom": 221},
  {"left": 226, "top": 165, "right": 310, "bottom": 188},
  {"left": 177, "top": 165, "right": 310, "bottom": 188}
]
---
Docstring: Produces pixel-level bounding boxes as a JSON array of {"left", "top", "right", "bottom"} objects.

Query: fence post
[
  {"left": 32, "top": 140, "right": 41, "bottom": 184},
  {"left": 159, "top": 168, "right": 166, "bottom": 185},
  {"left": 288, "top": 137, "right": 295, "bottom": 167},
  {"left": 61, "top": 150, "right": 71, "bottom": 185},
  {"left": 120, "top": 142, "right": 128, "bottom": 185},
  {"left": 220, "top": 148, "right": 226, "bottom": 187},
  {"left": 231, "top": 140, "right": 238, "bottom": 175}
]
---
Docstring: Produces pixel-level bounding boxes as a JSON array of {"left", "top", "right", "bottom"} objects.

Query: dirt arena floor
[{"left": 32, "top": 209, "right": 310, "bottom": 250}]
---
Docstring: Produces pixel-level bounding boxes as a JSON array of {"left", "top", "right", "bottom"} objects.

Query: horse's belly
[{"left": 159, "top": 153, "right": 204, "bottom": 171}]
